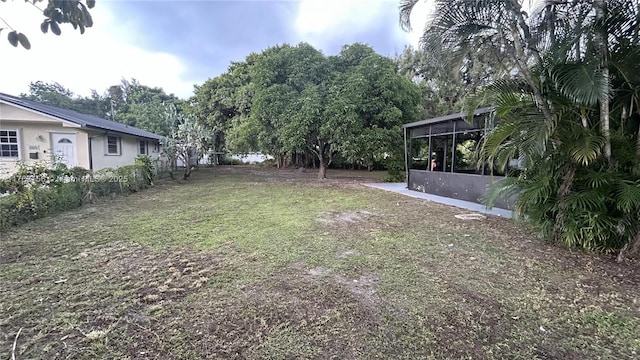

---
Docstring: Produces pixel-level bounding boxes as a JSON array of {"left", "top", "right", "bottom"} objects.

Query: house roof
[
  {"left": 0, "top": 92, "right": 163, "bottom": 140},
  {"left": 403, "top": 107, "right": 495, "bottom": 129}
]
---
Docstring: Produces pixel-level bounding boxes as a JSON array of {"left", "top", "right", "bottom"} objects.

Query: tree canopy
[
  {"left": 21, "top": 79, "right": 182, "bottom": 137},
  {"left": 192, "top": 42, "right": 422, "bottom": 179},
  {"left": 395, "top": 43, "right": 501, "bottom": 117}
]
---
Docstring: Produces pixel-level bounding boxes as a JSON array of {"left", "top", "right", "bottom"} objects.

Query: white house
[{"left": 0, "top": 92, "right": 165, "bottom": 177}]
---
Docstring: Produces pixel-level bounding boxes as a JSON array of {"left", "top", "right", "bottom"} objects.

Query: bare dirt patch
[
  {"left": 102, "top": 245, "right": 220, "bottom": 304},
  {"left": 0, "top": 242, "right": 222, "bottom": 359},
  {"left": 316, "top": 210, "right": 375, "bottom": 225},
  {"left": 335, "top": 274, "right": 381, "bottom": 312},
  {"left": 160, "top": 269, "right": 382, "bottom": 359},
  {"left": 298, "top": 263, "right": 381, "bottom": 315},
  {"left": 308, "top": 266, "right": 332, "bottom": 277}
]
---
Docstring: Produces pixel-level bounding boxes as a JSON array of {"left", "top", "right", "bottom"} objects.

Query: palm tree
[{"left": 400, "top": 0, "right": 640, "bottom": 257}]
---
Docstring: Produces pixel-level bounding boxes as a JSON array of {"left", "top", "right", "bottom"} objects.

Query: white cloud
[
  {"left": 294, "top": 0, "right": 390, "bottom": 49},
  {"left": 294, "top": 0, "right": 434, "bottom": 53},
  {"left": 0, "top": 1, "right": 194, "bottom": 98}
]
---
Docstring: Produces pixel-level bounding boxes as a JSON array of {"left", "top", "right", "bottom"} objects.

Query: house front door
[{"left": 51, "top": 133, "right": 77, "bottom": 167}]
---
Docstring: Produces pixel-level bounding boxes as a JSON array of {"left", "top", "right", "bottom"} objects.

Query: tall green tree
[
  {"left": 21, "top": 81, "right": 108, "bottom": 118},
  {"left": 248, "top": 43, "right": 331, "bottom": 173},
  {"left": 112, "top": 79, "right": 181, "bottom": 136},
  {"left": 244, "top": 42, "right": 422, "bottom": 178},
  {"left": 333, "top": 45, "right": 422, "bottom": 171},
  {"left": 22, "top": 81, "right": 75, "bottom": 108},
  {"left": 193, "top": 42, "right": 422, "bottom": 178},
  {"left": 21, "top": 79, "right": 181, "bottom": 136},
  {"left": 190, "top": 57, "right": 256, "bottom": 157}
]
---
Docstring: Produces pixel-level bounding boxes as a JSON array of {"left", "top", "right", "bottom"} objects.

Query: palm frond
[
  {"left": 615, "top": 179, "right": 640, "bottom": 212},
  {"left": 584, "top": 169, "right": 615, "bottom": 188},
  {"left": 551, "top": 63, "right": 611, "bottom": 106},
  {"left": 399, "top": 0, "right": 421, "bottom": 32},
  {"left": 567, "top": 131, "right": 604, "bottom": 166},
  {"left": 565, "top": 190, "right": 607, "bottom": 213},
  {"left": 479, "top": 176, "right": 520, "bottom": 210}
]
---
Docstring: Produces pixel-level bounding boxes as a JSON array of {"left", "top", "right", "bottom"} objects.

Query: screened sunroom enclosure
[{"left": 403, "top": 107, "right": 514, "bottom": 210}]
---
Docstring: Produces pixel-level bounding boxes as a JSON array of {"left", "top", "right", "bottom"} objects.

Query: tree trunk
[
  {"left": 617, "top": 227, "right": 640, "bottom": 262},
  {"left": 316, "top": 142, "right": 328, "bottom": 179},
  {"left": 636, "top": 120, "right": 640, "bottom": 159},
  {"left": 512, "top": 1, "right": 544, "bottom": 66},
  {"left": 318, "top": 158, "right": 327, "bottom": 179},
  {"left": 600, "top": 67, "right": 611, "bottom": 161},
  {"left": 546, "top": 1, "right": 556, "bottom": 47},
  {"left": 581, "top": 113, "right": 588, "bottom": 128},
  {"left": 183, "top": 168, "right": 191, "bottom": 180},
  {"left": 553, "top": 165, "right": 576, "bottom": 243},
  {"left": 595, "top": 0, "right": 611, "bottom": 161}
]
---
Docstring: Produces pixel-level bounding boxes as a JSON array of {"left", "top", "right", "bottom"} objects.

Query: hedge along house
[
  {"left": 0, "top": 92, "right": 164, "bottom": 178},
  {"left": 403, "top": 107, "right": 515, "bottom": 210}
]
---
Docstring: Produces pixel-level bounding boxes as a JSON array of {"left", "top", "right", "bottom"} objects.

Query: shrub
[
  {"left": 382, "top": 155, "right": 406, "bottom": 182},
  {"left": 135, "top": 155, "right": 155, "bottom": 185},
  {"left": 0, "top": 161, "right": 156, "bottom": 231},
  {"left": 69, "top": 166, "right": 91, "bottom": 180},
  {"left": 383, "top": 168, "right": 406, "bottom": 183},
  {"left": 256, "top": 158, "right": 277, "bottom": 167},
  {"left": 219, "top": 157, "right": 243, "bottom": 165},
  {"left": 0, "top": 183, "right": 83, "bottom": 230}
]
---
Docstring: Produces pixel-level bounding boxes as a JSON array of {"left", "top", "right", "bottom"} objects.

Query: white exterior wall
[
  {"left": 0, "top": 103, "right": 89, "bottom": 177},
  {"left": 90, "top": 133, "right": 163, "bottom": 170}
]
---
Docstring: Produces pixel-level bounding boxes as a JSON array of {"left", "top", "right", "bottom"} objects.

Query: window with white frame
[
  {"left": 106, "top": 136, "right": 121, "bottom": 155},
  {"left": 139, "top": 140, "right": 148, "bottom": 155},
  {"left": 0, "top": 130, "right": 20, "bottom": 158},
  {"left": 153, "top": 142, "right": 160, "bottom": 153}
]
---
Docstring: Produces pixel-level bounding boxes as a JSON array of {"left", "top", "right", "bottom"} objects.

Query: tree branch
[
  {"left": 0, "top": 16, "right": 15, "bottom": 30},
  {"left": 505, "top": 22, "right": 554, "bottom": 123}
]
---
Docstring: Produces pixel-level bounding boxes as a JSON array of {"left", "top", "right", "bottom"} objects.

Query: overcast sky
[{"left": 0, "top": 0, "right": 432, "bottom": 99}]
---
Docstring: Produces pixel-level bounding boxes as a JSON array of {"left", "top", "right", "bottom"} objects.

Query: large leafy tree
[
  {"left": 189, "top": 57, "right": 256, "bottom": 158},
  {"left": 333, "top": 44, "right": 422, "bottom": 171},
  {"left": 1, "top": 0, "right": 96, "bottom": 49},
  {"left": 22, "top": 81, "right": 76, "bottom": 108},
  {"left": 113, "top": 79, "right": 181, "bottom": 137},
  {"left": 21, "top": 81, "right": 108, "bottom": 118},
  {"left": 218, "top": 42, "right": 422, "bottom": 179},
  {"left": 248, "top": 43, "right": 331, "bottom": 174},
  {"left": 400, "top": 0, "right": 640, "bottom": 257}
]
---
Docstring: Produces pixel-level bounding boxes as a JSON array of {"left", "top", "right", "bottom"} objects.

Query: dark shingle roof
[
  {"left": 0, "top": 92, "right": 163, "bottom": 140},
  {"left": 403, "top": 107, "right": 495, "bottom": 128}
]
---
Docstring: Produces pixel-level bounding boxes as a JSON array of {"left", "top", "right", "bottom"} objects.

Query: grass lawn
[{"left": 1, "top": 165, "right": 639, "bottom": 359}]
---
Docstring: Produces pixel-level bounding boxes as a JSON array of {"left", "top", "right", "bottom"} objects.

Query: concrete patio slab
[{"left": 363, "top": 182, "right": 513, "bottom": 219}]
